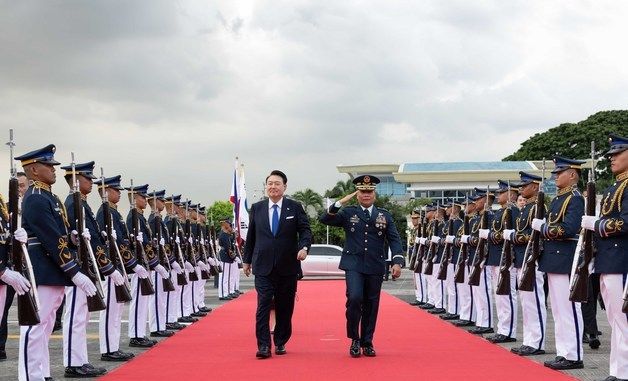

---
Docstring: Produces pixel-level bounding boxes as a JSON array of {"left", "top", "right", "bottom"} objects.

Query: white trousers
[
  {"left": 194, "top": 267, "right": 206, "bottom": 309},
  {"left": 166, "top": 277, "right": 182, "bottom": 323},
  {"left": 219, "top": 262, "right": 238, "bottom": 298},
  {"left": 491, "top": 266, "right": 518, "bottom": 338},
  {"left": 179, "top": 282, "right": 193, "bottom": 317},
  {"left": 99, "top": 277, "right": 124, "bottom": 354},
  {"left": 547, "top": 273, "right": 584, "bottom": 362},
  {"left": 472, "top": 266, "right": 494, "bottom": 328},
  {"left": 19, "top": 285, "right": 65, "bottom": 381},
  {"left": 128, "top": 274, "right": 149, "bottom": 339},
  {"left": 519, "top": 268, "right": 547, "bottom": 350},
  {"left": 149, "top": 271, "right": 168, "bottom": 332},
  {"left": 413, "top": 272, "right": 428, "bottom": 303},
  {"left": 427, "top": 263, "right": 445, "bottom": 309},
  {"left": 457, "top": 265, "right": 476, "bottom": 322},
  {"left": 446, "top": 263, "right": 459, "bottom": 315},
  {"left": 63, "top": 285, "right": 90, "bottom": 367},
  {"left": 600, "top": 273, "right": 628, "bottom": 379}
]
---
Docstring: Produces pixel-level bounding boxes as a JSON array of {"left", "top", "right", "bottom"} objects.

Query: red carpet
[{"left": 101, "top": 280, "right": 575, "bottom": 381}]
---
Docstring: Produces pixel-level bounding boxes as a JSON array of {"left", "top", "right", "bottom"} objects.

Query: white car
[{"left": 301, "top": 244, "right": 344, "bottom": 277}]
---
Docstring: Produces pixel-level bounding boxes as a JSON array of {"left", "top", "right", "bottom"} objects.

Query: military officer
[
  {"left": 508, "top": 172, "right": 548, "bottom": 356},
  {"left": 425, "top": 204, "right": 447, "bottom": 314},
  {"left": 218, "top": 218, "right": 238, "bottom": 300},
  {"left": 582, "top": 134, "right": 628, "bottom": 381},
  {"left": 163, "top": 195, "right": 188, "bottom": 328},
  {"left": 16, "top": 145, "right": 96, "bottom": 381},
  {"left": 418, "top": 204, "right": 436, "bottom": 310},
  {"left": 177, "top": 200, "right": 198, "bottom": 320},
  {"left": 451, "top": 195, "right": 477, "bottom": 327},
  {"left": 187, "top": 204, "right": 208, "bottom": 318},
  {"left": 194, "top": 206, "right": 213, "bottom": 313},
  {"left": 95, "top": 175, "right": 137, "bottom": 362},
  {"left": 320, "top": 175, "right": 404, "bottom": 357},
  {"left": 61, "top": 160, "right": 121, "bottom": 377},
  {"left": 533, "top": 156, "right": 585, "bottom": 370}
]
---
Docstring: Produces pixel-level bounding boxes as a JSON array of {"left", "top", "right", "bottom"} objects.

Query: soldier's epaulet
[{"left": 571, "top": 188, "right": 583, "bottom": 197}]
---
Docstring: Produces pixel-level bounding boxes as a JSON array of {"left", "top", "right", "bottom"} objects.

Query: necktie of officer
[
  {"left": 364, "top": 208, "right": 370, "bottom": 220},
  {"left": 271, "top": 204, "right": 279, "bottom": 236}
]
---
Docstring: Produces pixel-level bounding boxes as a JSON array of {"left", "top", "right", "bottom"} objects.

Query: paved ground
[{"left": 0, "top": 269, "right": 613, "bottom": 380}]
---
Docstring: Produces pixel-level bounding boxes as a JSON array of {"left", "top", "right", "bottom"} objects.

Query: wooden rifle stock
[
  {"left": 454, "top": 213, "right": 470, "bottom": 283},
  {"left": 437, "top": 216, "right": 455, "bottom": 280},
  {"left": 518, "top": 191, "right": 545, "bottom": 291},
  {"left": 154, "top": 212, "right": 175, "bottom": 292},
  {"left": 495, "top": 206, "right": 513, "bottom": 295},
  {"left": 184, "top": 217, "right": 199, "bottom": 282},
  {"left": 102, "top": 200, "right": 132, "bottom": 303},
  {"left": 131, "top": 207, "right": 155, "bottom": 295},
  {"left": 569, "top": 180, "right": 596, "bottom": 302},
  {"left": 422, "top": 220, "right": 440, "bottom": 275},
  {"left": 468, "top": 209, "right": 489, "bottom": 287},
  {"left": 413, "top": 213, "right": 427, "bottom": 273},
  {"left": 196, "top": 224, "right": 211, "bottom": 280}
]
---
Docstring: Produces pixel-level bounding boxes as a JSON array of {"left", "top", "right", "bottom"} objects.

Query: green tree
[
  {"left": 207, "top": 201, "right": 233, "bottom": 229},
  {"left": 403, "top": 197, "right": 433, "bottom": 215},
  {"left": 291, "top": 188, "right": 324, "bottom": 217},
  {"left": 324, "top": 179, "right": 355, "bottom": 198},
  {"left": 504, "top": 110, "right": 628, "bottom": 190}
]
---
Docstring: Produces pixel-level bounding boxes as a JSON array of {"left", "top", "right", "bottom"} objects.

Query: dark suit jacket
[{"left": 243, "top": 197, "right": 312, "bottom": 276}]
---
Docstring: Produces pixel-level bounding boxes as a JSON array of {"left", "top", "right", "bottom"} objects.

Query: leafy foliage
[{"left": 207, "top": 200, "right": 233, "bottom": 230}]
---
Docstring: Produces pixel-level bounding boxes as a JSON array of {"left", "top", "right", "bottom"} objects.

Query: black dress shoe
[
  {"left": 101, "top": 350, "right": 135, "bottom": 362},
  {"left": 82, "top": 363, "right": 107, "bottom": 375},
  {"left": 409, "top": 300, "right": 421, "bottom": 306},
  {"left": 515, "top": 345, "right": 545, "bottom": 356},
  {"left": 166, "top": 322, "right": 186, "bottom": 330},
  {"left": 0, "top": 349, "right": 6, "bottom": 360},
  {"left": 129, "top": 337, "right": 155, "bottom": 348},
  {"left": 178, "top": 316, "right": 198, "bottom": 323},
  {"left": 198, "top": 306, "right": 212, "bottom": 313},
  {"left": 256, "top": 346, "right": 271, "bottom": 359},
  {"left": 419, "top": 303, "right": 435, "bottom": 310},
  {"left": 452, "top": 320, "right": 475, "bottom": 327},
  {"left": 275, "top": 345, "right": 287, "bottom": 355},
  {"left": 191, "top": 311, "right": 207, "bottom": 317},
  {"left": 439, "top": 313, "right": 459, "bottom": 320},
  {"left": 362, "top": 345, "right": 376, "bottom": 357},
  {"left": 349, "top": 340, "right": 361, "bottom": 358},
  {"left": 469, "top": 327, "right": 494, "bottom": 335},
  {"left": 45, "top": 378, "right": 54, "bottom": 381},
  {"left": 486, "top": 334, "right": 517, "bottom": 343},
  {"left": 544, "top": 357, "right": 584, "bottom": 370},
  {"left": 588, "top": 334, "right": 600, "bottom": 349},
  {"left": 150, "top": 330, "right": 175, "bottom": 337},
  {"left": 428, "top": 307, "right": 446, "bottom": 314},
  {"left": 219, "top": 296, "right": 232, "bottom": 301},
  {"left": 229, "top": 293, "right": 239, "bottom": 298},
  {"left": 64, "top": 364, "right": 106, "bottom": 378}
]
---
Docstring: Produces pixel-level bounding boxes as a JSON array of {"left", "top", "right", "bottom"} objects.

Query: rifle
[
  {"left": 437, "top": 206, "right": 456, "bottom": 280},
  {"left": 201, "top": 222, "right": 220, "bottom": 276},
  {"left": 518, "top": 160, "right": 546, "bottom": 291},
  {"left": 99, "top": 168, "right": 132, "bottom": 303},
  {"left": 468, "top": 187, "right": 491, "bottom": 287},
  {"left": 454, "top": 195, "right": 470, "bottom": 283},
  {"left": 185, "top": 201, "right": 199, "bottom": 282},
  {"left": 569, "top": 142, "right": 596, "bottom": 302},
  {"left": 496, "top": 182, "right": 514, "bottom": 295},
  {"left": 195, "top": 206, "right": 211, "bottom": 280},
  {"left": 129, "top": 180, "right": 155, "bottom": 295},
  {"left": 153, "top": 192, "right": 175, "bottom": 292},
  {"left": 413, "top": 208, "right": 427, "bottom": 273},
  {"left": 408, "top": 222, "right": 418, "bottom": 271},
  {"left": 208, "top": 215, "right": 223, "bottom": 274},
  {"left": 6, "top": 129, "right": 40, "bottom": 325},
  {"left": 172, "top": 215, "right": 189, "bottom": 286},
  {"left": 422, "top": 204, "right": 442, "bottom": 275},
  {"left": 71, "top": 153, "right": 106, "bottom": 312}
]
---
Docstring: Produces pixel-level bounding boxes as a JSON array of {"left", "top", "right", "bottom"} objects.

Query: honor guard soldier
[
  {"left": 320, "top": 175, "right": 405, "bottom": 357},
  {"left": 441, "top": 200, "right": 464, "bottom": 320},
  {"left": 409, "top": 207, "right": 427, "bottom": 306},
  {"left": 95, "top": 175, "right": 136, "bottom": 362},
  {"left": 173, "top": 198, "right": 197, "bottom": 323},
  {"left": 16, "top": 145, "right": 95, "bottom": 381},
  {"left": 533, "top": 156, "right": 585, "bottom": 370},
  {"left": 194, "top": 206, "right": 212, "bottom": 313},
  {"left": 62, "top": 160, "right": 119, "bottom": 377},
  {"left": 452, "top": 195, "right": 478, "bottom": 327},
  {"left": 163, "top": 195, "right": 187, "bottom": 328},
  {"left": 582, "top": 134, "right": 628, "bottom": 381},
  {"left": 218, "top": 218, "right": 238, "bottom": 300},
  {"left": 126, "top": 184, "right": 159, "bottom": 348},
  {"left": 188, "top": 204, "right": 208, "bottom": 318},
  {"left": 426, "top": 204, "right": 447, "bottom": 314},
  {"left": 508, "top": 172, "right": 548, "bottom": 356},
  {"left": 147, "top": 190, "right": 175, "bottom": 338}
]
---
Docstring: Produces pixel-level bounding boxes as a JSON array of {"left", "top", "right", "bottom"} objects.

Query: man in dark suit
[
  {"left": 320, "top": 175, "right": 405, "bottom": 358},
  {"left": 243, "top": 170, "right": 312, "bottom": 359}
]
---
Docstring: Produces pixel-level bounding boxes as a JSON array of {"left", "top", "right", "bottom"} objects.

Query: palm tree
[
  {"left": 324, "top": 179, "right": 355, "bottom": 198},
  {"left": 291, "top": 188, "right": 324, "bottom": 217}
]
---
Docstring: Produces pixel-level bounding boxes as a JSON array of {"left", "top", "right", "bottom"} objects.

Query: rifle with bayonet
[
  {"left": 99, "top": 168, "right": 132, "bottom": 303},
  {"left": 184, "top": 201, "right": 199, "bottom": 282},
  {"left": 518, "top": 160, "right": 546, "bottom": 292},
  {"left": 7, "top": 129, "right": 41, "bottom": 325},
  {"left": 569, "top": 143, "right": 596, "bottom": 302},
  {"left": 468, "top": 187, "right": 491, "bottom": 287},
  {"left": 195, "top": 206, "right": 211, "bottom": 280},
  {"left": 71, "top": 153, "right": 106, "bottom": 312},
  {"left": 413, "top": 208, "right": 427, "bottom": 273},
  {"left": 153, "top": 192, "right": 175, "bottom": 292},
  {"left": 422, "top": 204, "right": 442, "bottom": 275},
  {"left": 437, "top": 207, "right": 456, "bottom": 280},
  {"left": 208, "top": 216, "right": 222, "bottom": 274},
  {"left": 129, "top": 180, "right": 155, "bottom": 296},
  {"left": 454, "top": 195, "right": 470, "bottom": 284},
  {"left": 496, "top": 182, "right": 514, "bottom": 295}
]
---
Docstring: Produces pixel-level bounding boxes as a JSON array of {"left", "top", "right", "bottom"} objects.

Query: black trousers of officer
[
  {"left": 254, "top": 270, "right": 297, "bottom": 348},
  {"left": 0, "top": 287, "right": 15, "bottom": 352},
  {"left": 345, "top": 270, "right": 383, "bottom": 346},
  {"left": 582, "top": 273, "right": 600, "bottom": 336}
]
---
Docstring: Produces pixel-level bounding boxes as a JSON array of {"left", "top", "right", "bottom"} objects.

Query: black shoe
[
  {"left": 101, "top": 350, "right": 135, "bottom": 362},
  {"left": 486, "top": 334, "right": 517, "bottom": 343},
  {"left": 150, "top": 330, "right": 175, "bottom": 337},
  {"left": 349, "top": 339, "right": 361, "bottom": 358},
  {"left": 514, "top": 345, "right": 545, "bottom": 356},
  {"left": 588, "top": 334, "right": 600, "bottom": 349},
  {"left": 428, "top": 308, "right": 446, "bottom": 314},
  {"left": 544, "top": 357, "right": 584, "bottom": 370},
  {"left": 45, "top": 378, "right": 54, "bottom": 381},
  {"left": 409, "top": 300, "right": 421, "bottom": 306},
  {"left": 543, "top": 356, "right": 565, "bottom": 366},
  {"left": 198, "top": 306, "right": 212, "bottom": 313},
  {"left": 275, "top": 345, "right": 287, "bottom": 355},
  {"left": 129, "top": 337, "right": 155, "bottom": 348},
  {"left": 53, "top": 321, "right": 62, "bottom": 332},
  {"left": 419, "top": 303, "right": 435, "bottom": 310},
  {"left": 64, "top": 364, "right": 106, "bottom": 378},
  {"left": 0, "top": 349, "right": 6, "bottom": 361},
  {"left": 166, "top": 322, "right": 186, "bottom": 330},
  {"left": 256, "top": 345, "right": 271, "bottom": 359},
  {"left": 439, "top": 313, "right": 460, "bottom": 320},
  {"left": 452, "top": 320, "right": 475, "bottom": 327},
  {"left": 362, "top": 345, "right": 376, "bottom": 357},
  {"left": 469, "top": 327, "right": 494, "bottom": 335},
  {"left": 235, "top": 290, "right": 243, "bottom": 294},
  {"left": 191, "top": 311, "right": 207, "bottom": 317},
  {"left": 178, "top": 316, "right": 198, "bottom": 323},
  {"left": 229, "top": 293, "right": 239, "bottom": 298},
  {"left": 219, "top": 296, "right": 232, "bottom": 301}
]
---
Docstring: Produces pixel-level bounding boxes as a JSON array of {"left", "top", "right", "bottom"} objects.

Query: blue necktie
[{"left": 271, "top": 204, "right": 279, "bottom": 236}]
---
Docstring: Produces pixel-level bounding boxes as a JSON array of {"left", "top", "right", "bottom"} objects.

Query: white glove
[
  {"left": 188, "top": 236, "right": 193, "bottom": 245},
  {"left": 133, "top": 264, "right": 149, "bottom": 279},
  {"left": 136, "top": 232, "right": 144, "bottom": 243},
  {"left": 207, "top": 257, "right": 217, "bottom": 267},
  {"left": 581, "top": 215, "right": 599, "bottom": 231},
  {"left": 111, "top": 229, "right": 117, "bottom": 240},
  {"left": 503, "top": 229, "right": 515, "bottom": 241},
  {"left": 479, "top": 229, "right": 489, "bottom": 239},
  {"left": 14, "top": 228, "right": 28, "bottom": 244},
  {"left": 70, "top": 230, "right": 79, "bottom": 246},
  {"left": 155, "top": 264, "right": 169, "bottom": 278},
  {"left": 108, "top": 270, "right": 125, "bottom": 286},
  {"left": 197, "top": 261, "right": 207, "bottom": 271},
  {"left": 184, "top": 261, "right": 194, "bottom": 272},
  {"left": 200, "top": 238, "right": 206, "bottom": 245},
  {"left": 171, "top": 261, "right": 183, "bottom": 274},
  {"left": 0, "top": 269, "right": 31, "bottom": 295},
  {"left": 430, "top": 236, "right": 440, "bottom": 244},
  {"left": 71, "top": 272, "right": 97, "bottom": 297},
  {"left": 531, "top": 218, "right": 545, "bottom": 232},
  {"left": 419, "top": 237, "right": 427, "bottom": 245},
  {"left": 414, "top": 236, "right": 421, "bottom": 244},
  {"left": 81, "top": 228, "right": 91, "bottom": 241},
  {"left": 461, "top": 235, "right": 470, "bottom": 244},
  {"left": 175, "top": 236, "right": 180, "bottom": 244},
  {"left": 159, "top": 238, "right": 165, "bottom": 246},
  {"left": 445, "top": 235, "right": 455, "bottom": 244},
  {"left": 235, "top": 256, "right": 242, "bottom": 264}
]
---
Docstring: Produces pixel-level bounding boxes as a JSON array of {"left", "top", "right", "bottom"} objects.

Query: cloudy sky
[{"left": 1, "top": 1, "right": 627, "bottom": 206}]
